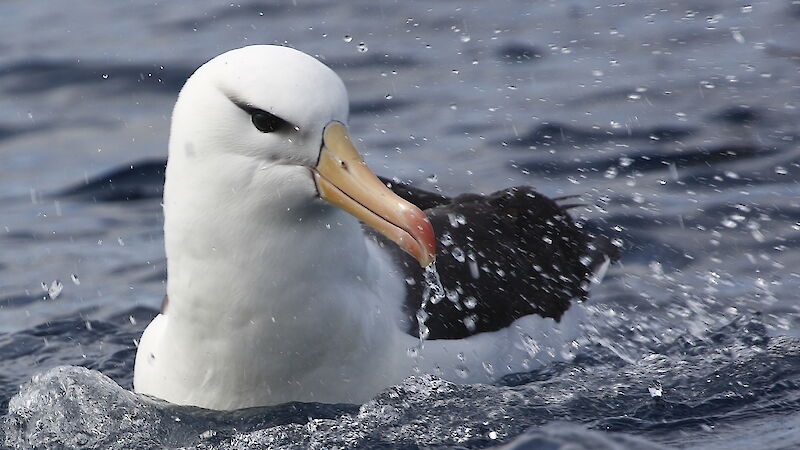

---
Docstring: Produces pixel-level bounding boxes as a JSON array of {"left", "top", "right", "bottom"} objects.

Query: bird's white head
[{"left": 164, "top": 45, "right": 434, "bottom": 285}]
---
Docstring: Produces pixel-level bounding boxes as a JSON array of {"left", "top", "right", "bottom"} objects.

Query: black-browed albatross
[{"left": 131, "top": 45, "right": 616, "bottom": 410}]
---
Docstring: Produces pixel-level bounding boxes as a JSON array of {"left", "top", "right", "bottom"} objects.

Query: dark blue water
[{"left": 2, "top": 0, "right": 800, "bottom": 448}]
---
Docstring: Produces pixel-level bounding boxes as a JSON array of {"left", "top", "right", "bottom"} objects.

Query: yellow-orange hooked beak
[{"left": 313, "top": 121, "right": 436, "bottom": 267}]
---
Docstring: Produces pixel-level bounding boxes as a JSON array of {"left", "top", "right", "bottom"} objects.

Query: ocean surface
[{"left": 2, "top": 0, "right": 800, "bottom": 448}]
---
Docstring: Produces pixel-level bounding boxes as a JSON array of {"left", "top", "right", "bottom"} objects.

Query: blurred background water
[{"left": 1, "top": 0, "right": 800, "bottom": 448}]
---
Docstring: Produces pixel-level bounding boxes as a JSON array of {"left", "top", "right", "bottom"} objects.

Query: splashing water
[{"left": 416, "top": 263, "right": 445, "bottom": 344}]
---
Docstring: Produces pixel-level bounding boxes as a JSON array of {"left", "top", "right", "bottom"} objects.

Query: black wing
[{"left": 376, "top": 177, "right": 618, "bottom": 340}]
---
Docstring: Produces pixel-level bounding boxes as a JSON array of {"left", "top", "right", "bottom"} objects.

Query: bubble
[
  {"left": 343, "top": 35, "right": 353, "bottom": 43},
  {"left": 357, "top": 42, "right": 368, "bottom": 53}
]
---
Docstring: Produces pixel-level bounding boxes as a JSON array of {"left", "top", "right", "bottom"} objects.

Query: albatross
[{"left": 133, "top": 45, "right": 615, "bottom": 410}]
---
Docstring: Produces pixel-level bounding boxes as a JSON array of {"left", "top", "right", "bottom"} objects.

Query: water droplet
[
  {"left": 385, "top": 94, "right": 393, "bottom": 100},
  {"left": 343, "top": 35, "right": 353, "bottom": 43},
  {"left": 741, "top": 5, "right": 752, "bottom": 13},
  {"left": 418, "top": 323, "right": 430, "bottom": 340},
  {"left": 521, "top": 333, "right": 541, "bottom": 355},
  {"left": 426, "top": 173, "right": 438, "bottom": 183},
  {"left": 440, "top": 232, "right": 453, "bottom": 247},
  {"left": 101, "top": 74, "right": 109, "bottom": 79},
  {"left": 619, "top": 156, "right": 634, "bottom": 167},
  {"left": 468, "top": 257, "right": 480, "bottom": 280},
  {"left": 446, "top": 289, "right": 459, "bottom": 303},
  {"left": 43, "top": 280, "right": 63, "bottom": 299},
  {"left": 70, "top": 274, "right": 80, "bottom": 285},
  {"left": 448, "top": 213, "right": 459, "bottom": 228},
  {"left": 721, "top": 218, "right": 738, "bottom": 228},
  {"left": 460, "top": 34, "right": 471, "bottom": 43},
  {"left": 464, "top": 296, "right": 478, "bottom": 309},
  {"left": 648, "top": 381, "right": 663, "bottom": 398},
  {"left": 451, "top": 247, "right": 466, "bottom": 263},
  {"left": 357, "top": 42, "right": 368, "bottom": 53},
  {"left": 489, "top": 431, "right": 498, "bottom": 440},
  {"left": 463, "top": 315, "right": 477, "bottom": 332},
  {"left": 416, "top": 263, "right": 446, "bottom": 342}
]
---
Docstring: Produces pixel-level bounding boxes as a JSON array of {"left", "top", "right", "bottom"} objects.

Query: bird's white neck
[{"left": 161, "top": 154, "right": 383, "bottom": 336}]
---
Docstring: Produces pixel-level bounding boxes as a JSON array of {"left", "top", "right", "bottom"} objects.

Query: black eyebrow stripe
[{"left": 226, "top": 95, "right": 297, "bottom": 130}]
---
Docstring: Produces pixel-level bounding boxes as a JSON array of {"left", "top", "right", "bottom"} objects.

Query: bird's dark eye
[{"left": 251, "top": 110, "right": 288, "bottom": 133}]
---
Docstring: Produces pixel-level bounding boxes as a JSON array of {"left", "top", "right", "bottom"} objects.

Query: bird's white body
[{"left": 133, "top": 45, "right": 585, "bottom": 410}]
